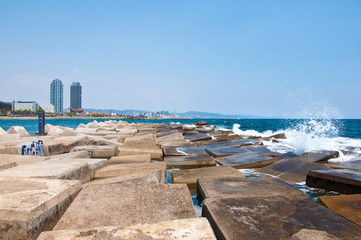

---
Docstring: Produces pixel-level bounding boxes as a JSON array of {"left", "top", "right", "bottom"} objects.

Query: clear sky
[{"left": 1, "top": 1, "right": 360, "bottom": 118}]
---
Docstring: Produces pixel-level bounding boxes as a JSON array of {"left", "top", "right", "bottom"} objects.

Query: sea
[{"left": 1, "top": 117, "right": 360, "bottom": 205}]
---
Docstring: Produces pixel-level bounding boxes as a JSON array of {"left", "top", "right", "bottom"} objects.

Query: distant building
[
  {"left": 12, "top": 101, "right": 38, "bottom": 112},
  {"left": 0, "top": 101, "right": 12, "bottom": 110},
  {"left": 42, "top": 104, "right": 55, "bottom": 113},
  {"left": 50, "top": 79, "right": 63, "bottom": 113},
  {"left": 70, "top": 82, "right": 82, "bottom": 112}
]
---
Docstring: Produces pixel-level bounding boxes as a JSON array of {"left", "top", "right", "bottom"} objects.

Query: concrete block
[
  {"left": 71, "top": 145, "right": 117, "bottom": 158},
  {"left": 202, "top": 195, "right": 361, "bottom": 240},
  {"left": 7, "top": 126, "right": 30, "bottom": 137},
  {"left": 319, "top": 194, "right": 361, "bottom": 226},
  {"left": 290, "top": 229, "right": 340, "bottom": 240},
  {"left": 0, "top": 133, "right": 20, "bottom": 142},
  {"left": 94, "top": 162, "right": 166, "bottom": 183},
  {"left": 216, "top": 152, "right": 274, "bottom": 169},
  {"left": 0, "top": 154, "right": 48, "bottom": 165},
  {"left": 163, "top": 146, "right": 208, "bottom": 157},
  {"left": 39, "top": 218, "right": 217, "bottom": 240},
  {"left": 108, "top": 154, "right": 151, "bottom": 164},
  {"left": 205, "top": 147, "right": 250, "bottom": 158},
  {"left": 306, "top": 169, "right": 361, "bottom": 194},
  {"left": 246, "top": 145, "right": 282, "bottom": 157},
  {"left": 197, "top": 175, "right": 305, "bottom": 203},
  {"left": 54, "top": 184, "right": 197, "bottom": 230},
  {"left": 0, "top": 127, "right": 6, "bottom": 135},
  {"left": 165, "top": 155, "right": 216, "bottom": 169},
  {"left": 117, "top": 145, "right": 163, "bottom": 160},
  {"left": 0, "top": 177, "right": 81, "bottom": 240}
]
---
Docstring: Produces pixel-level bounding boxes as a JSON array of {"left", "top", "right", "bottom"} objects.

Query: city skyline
[
  {"left": 0, "top": 1, "right": 360, "bottom": 118},
  {"left": 70, "top": 82, "right": 82, "bottom": 111}
]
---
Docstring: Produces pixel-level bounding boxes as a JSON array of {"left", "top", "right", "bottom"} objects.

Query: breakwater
[{"left": 0, "top": 120, "right": 360, "bottom": 239}]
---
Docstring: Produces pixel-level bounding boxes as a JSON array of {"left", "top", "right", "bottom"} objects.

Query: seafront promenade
[{"left": 0, "top": 120, "right": 360, "bottom": 239}]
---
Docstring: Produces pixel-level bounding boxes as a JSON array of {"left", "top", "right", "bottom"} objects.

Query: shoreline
[{"left": 0, "top": 116, "right": 192, "bottom": 120}]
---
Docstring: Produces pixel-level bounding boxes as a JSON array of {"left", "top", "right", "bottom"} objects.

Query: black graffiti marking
[{"left": 19, "top": 140, "right": 45, "bottom": 156}]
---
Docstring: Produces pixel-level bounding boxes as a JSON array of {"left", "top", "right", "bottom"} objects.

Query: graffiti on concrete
[{"left": 18, "top": 140, "right": 45, "bottom": 156}]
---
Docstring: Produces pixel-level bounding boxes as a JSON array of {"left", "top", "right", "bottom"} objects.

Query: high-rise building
[
  {"left": 70, "top": 82, "right": 82, "bottom": 111},
  {"left": 50, "top": 79, "right": 63, "bottom": 113}
]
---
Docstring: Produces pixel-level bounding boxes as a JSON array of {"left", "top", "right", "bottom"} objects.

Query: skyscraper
[
  {"left": 50, "top": 79, "right": 63, "bottom": 113},
  {"left": 70, "top": 82, "right": 82, "bottom": 111}
]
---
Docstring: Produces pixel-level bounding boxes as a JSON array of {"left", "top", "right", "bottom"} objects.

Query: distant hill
[
  {"left": 64, "top": 108, "right": 260, "bottom": 118},
  {"left": 178, "top": 111, "right": 260, "bottom": 119}
]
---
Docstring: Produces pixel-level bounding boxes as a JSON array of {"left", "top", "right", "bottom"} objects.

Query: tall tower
[
  {"left": 50, "top": 79, "right": 63, "bottom": 113},
  {"left": 70, "top": 82, "right": 82, "bottom": 111}
]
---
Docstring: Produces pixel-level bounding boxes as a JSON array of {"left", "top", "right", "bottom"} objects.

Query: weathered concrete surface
[
  {"left": 202, "top": 195, "right": 361, "bottom": 240},
  {"left": 49, "top": 150, "right": 90, "bottom": 160},
  {"left": 6, "top": 126, "right": 30, "bottom": 137},
  {"left": 197, "top": 175, "right": 305, "bottom": 203},
  {"left": 165, "top": 155, "right": 216, "bottom": 169},
  {"left": 0, "top": 177, "right": 81, "bottom": 240},
  {"left": 246, "top": 146, "right": 282, "bottom": 157},
  {"left": 93, "top": 162, "right": 167, "bottom": 183},
  {"left": 117, "top": 145, "right": 163, "bottom": 160},
  {"left": 0, "top": 154, "right": 48, "bottom": 165},
  {"left": 171, "top": 166, "right": 244, "bottom": 189},
  {"left": 307, "top": 169, "right": 361, "bottom": 194},
  {"left": 54, "top": 184, "right": 197, "bottom": 230},
  {"left": 0, "top": 158, "right": 99, "bottom": 183},
  {"left": 290, "top": 229, "right": 340, "bottom": 240},
  {"left": 258, "top": 152, "right": 338, "bottom": 184},
  {"left": 216, "top": 152, "right": 274, "bottom": 169},
  {"left": 71, "top": 145, "right": 117, "bottom": 158},
  {"left": 325, "top": 159, "right": 361, "bottom": 171},
  {"left": 0, "top": 139, "right": 63, "bottom": 156},
  {"left": 108, "top": 154, "right": 151, "bottom": 164},
  {"left": 319, "top": 194, "right": 361, "bottom": 226},
  {"left": 87, "top": 170, "right": 163, "bottom": 186},
  {"left": 204, "top": 139, "right": 259, "bottom": 149},
  {"left": 0, "top": 133, "right": 21, "bottom": 143},
  {"left": 0, "top": 127, "right": 6, "bottom": 135},
  {"left": 46, "top": 126, "right": 64, "bottom": 136},
  {"left": 39, "top": 218, "right": 217, "bottom": 240},
  {"left": 205, "top": 147, "right": 250, "bottom": 158},
  {"left": 163, "top": 146, "right": 208, "bottom": 157},
  {"left": 185, "top": 134, "right": 212, "bottom": 142}
]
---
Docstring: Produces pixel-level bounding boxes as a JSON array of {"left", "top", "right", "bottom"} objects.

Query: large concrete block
[
  {"left": 163, "top": 146, "right": 208, "bottom": 157},
  {"left": 197, "top": 175, "right": 305, "bottom": 203},
  {"left": 0, "top": 158, "right": 96, "bottom": 183},
  {"left": 246, "top": 145, "right": 282, "bottom": 157},
  {"left": 93, "top": 162, "right": 167, "bottom": 183},
  {"left": 202, "top": 195, "right": 361, "bottom": 240},
  {"left": 319, "top": 194, "right": 361, "bottom": 226},
  {"left": 49, "top": 150, "right": 90, "bottom": 160},
  {"left": 290, "top": 229, "right": 339, "bottom": 240},
  {"left": 205, "top": 147, "right": 250, "bottom": 158},
  {"left": 165, "top": 155, "right": 216, "bottom": 169},
  {"left": 0, "top": 127, "right": 6, "bottom": 135},
  {"left": 6, "top": 126, "right": 30, "bottom": 137},
  {"left": 0, "top": 177, "right": 81, "bottom": 240},
  {"left": 0, "top": 133, "right": 20, "bottom": 142},
  {"left": 108, "top": 154, "right": 151, "bottom": 164},
  {"left": 71, "top": 145, "right": 117, "bottom": 158},
  {"left": 87, "top": 169, "right": 163, "bottom": 186},
  {"left": 0, "top": 154, "right": 48, "bottom": 165},
  {"left": 171, "top": 166, "right": 244, "bottom": 189},
  {"left": 325, "top": 159, "right": 361, "bottom": 171},
  {"left": 216, "top": 151, "right": 274, "bottom": 169},
  {"left": 117, "top": 145, "right": 163, "bottom": 160},
  {"left": 306, "top": 169, "right": 361, "bottom": 194},
  {"left": 204, "top": 139, "right": 260, "bottom": 149},
  {"left": 185, "top": 134, "right": 212, "bottom": 142},
  {"left": 54, "top": 184, "right": 197, "bottom": 230},
  {"left": 38, "top": 218, "right": 217, "bottom": 240}
]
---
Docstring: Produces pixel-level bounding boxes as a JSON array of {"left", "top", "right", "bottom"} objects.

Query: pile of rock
[{"left": 0, "top": 120, "right": 360, "bottom": 239}]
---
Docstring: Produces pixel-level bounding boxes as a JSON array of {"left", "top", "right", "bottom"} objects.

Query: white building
[
  {"left": 12, "top": 101, "right": 38, "bottom": 112},
  {"left": 41, "top": 104, "right": 55, "bottom": 113}
]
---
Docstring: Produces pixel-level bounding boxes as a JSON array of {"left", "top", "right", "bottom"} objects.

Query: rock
[
  {"left": 196, "top": 126, "right": 215, "bottom": 133},
  {"left": 197, "top": 175, "right": 305, "bottom": 203},
  {"left": 197, "top": 121, "right": 208, "bottom": 125},
  {"left": 202, "top": 195, "right": 361, "bottom": 240},
  {"left": 171, "top": 166, "right": 244, "bottom": 189},
  {"left": 216, "top": 152, "right": 274, "bottom": 169},
  {"left": 290, "top": 229, "right": 340, "bottom": 240},
  {"left": 39, "top": 218, "right": 217, "bottom": 240},
  {"left": 156, "top": 130, "right": 180, "bottom": 138},
  {"left": 53, "top": 184, "right": 197, "bottom": 230},
  {"left": 109, "top": 154, "right": 151, "bottom": 164},
  {"left": 319, "top": 194, "right": 361, "bottom": 227},
  {"left": 71, "top": 145, "right": 117, "bottom": 158},
  {"left": 183, "top": 124, "right": 196, "bottom": 131},
  {"left": 93, "top": 162, "right": 167, "bottom": 183},
  {"left": 7, "top": 126, "right": 30, "bottom": 137},
  {"left": 0, "top": 177, "right": 81, "bottom": 240},
  {"left": 77, "top": 123, "right": 87, "bottom": 128},
  {"left": 47, "top": 126, "right": 64, "bottom": 136},
  {"left": 0, "top": 153, "right": 48, "bottom": 165},
  {"left": 263, "top": 133, "right": 286, "bottom": 141},
  {"left": 325, "top": 159, "right": 361, "bottom": 171},
  {"left": 165, "top": 155, "right": 217, "bottom": 169},
  {"left": 205, "top": 147, "right": 250, "bottom": 158},
  {"left": 183, "top": 130, "right": 200, "bottom": 135},
  {"left": 163, "top": 146, "right": 208, "bottom": 157},
  {"left": 205, "top": 139, "right": 260, "bottom": 149},
  {"left": 0, "top": 158, "right": 104, "bottom": 183},
  {"left": 0, "top": 127, "right": 7, "bottom": 135},
  {"left": 306, "top": 169, "right": 361, "bottom": 194}
]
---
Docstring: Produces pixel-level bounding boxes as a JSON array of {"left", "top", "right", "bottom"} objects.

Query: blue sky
[{"left": 0, "top": 1, "right": 360, "bottom": 118}]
